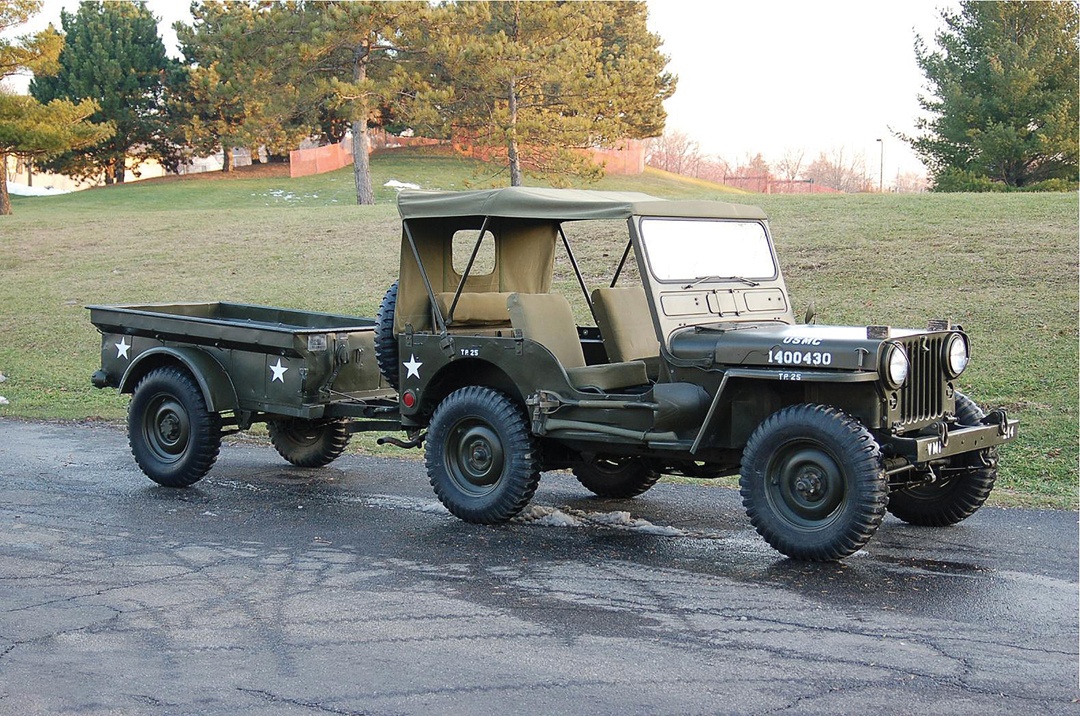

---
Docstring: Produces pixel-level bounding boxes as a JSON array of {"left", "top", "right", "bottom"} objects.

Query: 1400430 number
[{"left": 767, "top": 348, "right": 833, "bottom": 366}]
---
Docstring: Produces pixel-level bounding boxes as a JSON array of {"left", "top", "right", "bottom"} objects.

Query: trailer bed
[{"left": 88, "top": 302, "right": 377, "bottom": 353}]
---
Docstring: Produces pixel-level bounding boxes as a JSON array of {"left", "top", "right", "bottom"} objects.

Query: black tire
[
  {"left": 887, "top": 393, "right": 998, "bottom": 526},
  {"left": 267, "top": 418, "right": 350, "bottom": 468},
  {"left": 374, "top": 281, "right": 399, "bottom": 389},
  {"left": 426, "top": 386, "right": 540, "bottom": 524},
  {"left": 739, "top": 404, "right": 887, "bottom": 561},
  {"left": 573, "top": 456, "right": 661, "bottom": 498},
  {"left": 128, "top": 366, "right": 221, "bottom": 487}
]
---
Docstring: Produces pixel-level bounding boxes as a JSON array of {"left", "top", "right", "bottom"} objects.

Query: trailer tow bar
[{"left": 378, "top": 431, "right": 426, "bottom": 450}]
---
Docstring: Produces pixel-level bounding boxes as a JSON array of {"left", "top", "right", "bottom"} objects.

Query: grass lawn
[{"left": 2, "top": 147, "right": 1076, "bottom": 509}]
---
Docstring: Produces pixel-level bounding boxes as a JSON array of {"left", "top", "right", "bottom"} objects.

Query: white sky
[
  {"left": 9, "top": 0, "right": 957, "bottom": 182},
  {"left": 646, "top": 0, "right": 960, "bottom": 180}
]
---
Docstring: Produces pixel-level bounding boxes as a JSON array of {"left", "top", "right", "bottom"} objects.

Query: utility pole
[{"left": 876, "top": 138, "right": 884, "bottom": 192}]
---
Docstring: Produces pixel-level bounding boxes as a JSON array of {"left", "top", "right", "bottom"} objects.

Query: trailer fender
[{"left": 119, "top": 347, "right": 239, "bottom": 413}]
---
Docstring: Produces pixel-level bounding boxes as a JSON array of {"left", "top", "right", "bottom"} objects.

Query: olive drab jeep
[{"left": 374, "top": 187, "right": 1018, "bottom": 561}]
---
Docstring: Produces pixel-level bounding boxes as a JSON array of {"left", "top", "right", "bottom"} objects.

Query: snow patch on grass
[{"left": 7, "top": 182, "right": 72, "bottom": 197}]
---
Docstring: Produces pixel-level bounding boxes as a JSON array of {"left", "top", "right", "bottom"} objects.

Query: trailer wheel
[
  {"left": 268, "top": 418, "right": 350, "bottom": 468},
  {"left": 426, "top": 386, "right": 540, "bottom": 523},
  {"left": 128, "top": 366, "right": 221, "bottom": 487},
  {"left": 887, "top": 393, "right": 998, "bottom": 526},
  {"left": 573, "top": 456, "right": 660, "bottom": 498},
  {"left": 374, "top": 281, "right": 399, "bottom": 389},
  {"left": 739, "top": 404, "right": 887, "bottom": 561}
]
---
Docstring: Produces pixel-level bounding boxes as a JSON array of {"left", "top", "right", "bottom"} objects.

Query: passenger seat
[{"left": 591, "top": 286, "right": 661, "bottom": 379}]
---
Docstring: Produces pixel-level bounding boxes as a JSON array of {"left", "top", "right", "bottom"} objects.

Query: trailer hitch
[{"left": 377, "top": 431, "right": 426, "bottom": 450}]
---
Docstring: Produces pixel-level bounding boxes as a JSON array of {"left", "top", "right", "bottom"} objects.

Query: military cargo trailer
[{"left": 89, "top": 302, "right": 401, "bottom": 487}]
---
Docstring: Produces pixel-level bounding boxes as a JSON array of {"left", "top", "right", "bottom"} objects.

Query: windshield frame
[{"left": 635, "top": 216, "right": 780, "bottom": 285}]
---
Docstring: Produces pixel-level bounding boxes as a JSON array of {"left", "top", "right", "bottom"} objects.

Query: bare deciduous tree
[
  {"left": 775, "top": 147, "right": 805, "bottom": 181},
  {"left": 646, "top": 130, "right": 703, "bottom": 176},
  {"left": 803, "top": 147, "right": 870, "bottom": 192}
]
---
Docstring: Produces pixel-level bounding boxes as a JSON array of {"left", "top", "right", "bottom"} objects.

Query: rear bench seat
[{"left": 435, "top": 292, "right": 514, "bottom": 333}]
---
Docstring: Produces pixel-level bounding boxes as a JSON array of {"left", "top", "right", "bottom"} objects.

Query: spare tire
[{"left": 374, "top": 280, "right": 399, "bottom": 388}]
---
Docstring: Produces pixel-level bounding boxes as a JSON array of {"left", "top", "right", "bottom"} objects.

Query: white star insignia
[
  {"left": 115, "top": 337, "right": 131, "bottom": 360},
  {"left": 270, "top": 358, "right": 288, "bottom": 383},
  {"left": 403, "top": 354, "right": 423, "bottom": 380}
]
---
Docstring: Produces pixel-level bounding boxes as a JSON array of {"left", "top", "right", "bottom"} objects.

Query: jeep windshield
[{"left": 638, "top": 217, "right": 777, "bottom": 283}]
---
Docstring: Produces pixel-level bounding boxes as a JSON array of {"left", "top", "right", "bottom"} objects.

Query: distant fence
[
  {"left": 588, "top": 140, "right": 645, "bottom": 175},
  {"left": 289, "top": 131, "right": 645, "bottom": 179},
  {"left": 289, "top": 140, "right": 353, "bottom": 178},
  {"left": 721, "top": 175, "right": 842, "bottom": 194}
]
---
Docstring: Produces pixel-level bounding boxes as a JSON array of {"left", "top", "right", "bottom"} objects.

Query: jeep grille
[{"left": 898, "top": 335, "right": 946, "bottom": 425}]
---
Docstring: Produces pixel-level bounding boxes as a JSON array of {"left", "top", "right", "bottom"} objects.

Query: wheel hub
[
  {"left": 767, "top": 445, "right": 846, "bottom": 527},
  {"left": 159, "top": 413, "right": 182, "bottom": 444},
  {"left": 448, "top": 422, "right": 505, "bottom": 490},
  {"left": 147, "top": 397, "right": 190, "bottom": 458},
  {"left": 794, "top": 469, "right": 826, "bottom": 501}
]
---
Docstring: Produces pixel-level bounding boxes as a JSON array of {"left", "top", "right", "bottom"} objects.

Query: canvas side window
[{"left": 452, "top": 230, "right": 497, "bottom": 277}]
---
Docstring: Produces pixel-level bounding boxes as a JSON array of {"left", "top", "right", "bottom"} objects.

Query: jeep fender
[{"left": 119, "top": 346, "right": 239, "bottom": 413}]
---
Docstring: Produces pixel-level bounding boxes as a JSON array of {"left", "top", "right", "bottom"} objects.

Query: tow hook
[
  {"left": 981, "top": 408, "right": 1011, "bottom": 437},
  {"left": 935, "top": 420, "right": 950, "bottom": 448}
]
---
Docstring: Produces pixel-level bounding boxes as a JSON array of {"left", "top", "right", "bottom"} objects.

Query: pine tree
[
  {"left": 176, "top": 1, "right": 316, "bottom": 172},
  {"left": 0, "top": 0, "right": 111, "bottom": 215},
  {"left": 30, "top": 0, "right": 182, "bottom": 184},
  {"left": 910, "top": 1, "right": 1078, "bottom": 189},
  {"left": 422, "top": 1, "right": 675, "bottom": 186},
  {"left": 298, "top": 1, "right": 431, "bottom": 204}
]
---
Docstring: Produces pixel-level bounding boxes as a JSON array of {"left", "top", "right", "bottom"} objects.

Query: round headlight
[
  {"left": 884, "top": 343, "right": 909, "bottom": 388},
  {"left": 945, "top": 333, "right": 969, "bottom": 377}
]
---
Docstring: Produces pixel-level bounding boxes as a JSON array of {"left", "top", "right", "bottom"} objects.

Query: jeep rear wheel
[
  {"left": 426, "top": 386, "right": 540, "bottom": 523},
  {"left": 573, "top": 456, "right": 660, "bottom": 498},
  {"left": 268, "top": 418, "right": 350, "bottom": 468},
  {"left": 739, "top": 404, "right": 887, "bottom": 561},
  {"left": 887, "top": 393, "right": 998, "bottom": 527}
]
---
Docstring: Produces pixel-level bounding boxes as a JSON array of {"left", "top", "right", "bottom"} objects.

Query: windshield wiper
[{"left": 682, "top": 275, "right": 760, "bottom": 289}]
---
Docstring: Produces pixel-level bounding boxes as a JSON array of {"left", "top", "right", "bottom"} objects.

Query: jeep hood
[{"left": 669, "top": 323, "right": 929, "bottom": 372}]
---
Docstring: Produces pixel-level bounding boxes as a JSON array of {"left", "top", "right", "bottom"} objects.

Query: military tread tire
[
  {"left": 739, "top": 404, "right": 887, "bottom": 561},
  {"left": 573, "top": 457, "right": 661, "bottom": 498},
  {"left": 268, "top": 418, "right": 350, "bottom": 468},
  {"left": 374, "top": 281, "right": 399, "bottom": 389},
  {"left": 128, "top": 366, "right": 221, "bottom": 487},
  {"left": 887, "top": 393, "right": 997, "bottom": 527},
  {"left": 426, "top": 386, "right": 540, "bottom": 524}
]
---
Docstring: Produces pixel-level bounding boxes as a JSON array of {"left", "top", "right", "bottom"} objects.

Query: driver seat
[{"left": 506, "top": 293, "right": 649, "bottom": 392}]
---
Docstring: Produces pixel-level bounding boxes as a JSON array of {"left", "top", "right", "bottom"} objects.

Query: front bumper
[{"left": 887, "top": 410, "right": 1018, "bottom": 463}]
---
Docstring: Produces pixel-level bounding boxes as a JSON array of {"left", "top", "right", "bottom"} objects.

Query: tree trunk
[
  {"left": 222, "top": 145, "right": 233, "bottom": 173},
  {"left": 351, "top": 41, "right": 375, "bottom": 205},
  {"left": 507, "top": 76, "right": 522, "bottom": 187},
  {"left": 0, "top": 153, "right": 12, "bottom": 216},
  {"left": 351, "top": 118, "right": 375, "bottom": 205}
]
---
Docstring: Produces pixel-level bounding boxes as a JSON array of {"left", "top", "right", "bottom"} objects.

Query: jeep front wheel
[
  {"left": 739, "top": 404, "right": 888, "bottom": 561},
  {"left": 426, "top": 386, "right": 540, "bottom": 523},
  {"left": 573, "top": 456, "right": 661, "bottom": 498},
  {"left": 887, "top": 393, "right": 997, "bottom": 526}
]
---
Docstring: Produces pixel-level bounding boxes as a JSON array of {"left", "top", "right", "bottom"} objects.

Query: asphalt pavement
[{"left": 0, "top": 418, "right": 1076, "bottom": 715}]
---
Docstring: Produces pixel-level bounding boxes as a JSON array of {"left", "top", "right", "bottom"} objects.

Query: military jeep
[{"left": 377, "top": 187, "right": 1017, "bottom": 561}]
